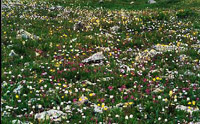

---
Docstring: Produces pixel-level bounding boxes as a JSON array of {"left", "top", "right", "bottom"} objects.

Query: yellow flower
[
  {"left": 164, "top": 98, "right": 168, "bottom": 102},
  {"left": 169, "top": 91, "right": 173, "bottom": 97},
  {"left": 188, "top": 106, "right": 191, "bottom": 109},
  {"left": 79, "top": 98, "right": 82, "bottom": 101},
  {"left": 153, "top": 78, "right": 156, "bottom": 81},
  {"left": 188, "top": 102, "right": 191, "bottom": 105},
  {"left": 104, "top": 107, "right": 108, "bottom": 110},
  {"left": 16, "top": 95, "right": 19, "bottom": 99},
  {"left": 63, "top": 34, "right": 67, "bottom": 37},
  {"left": 30, "top": 91, "right": 32, "bottom": 93},
  {"left": 177, "top": 42, "right": 181, "bottom": 47},
  {"left": 89, "top": 93, "right": 94, "bottom": 97},
  {"left": 50, "top": 69, "right": 55, "bottom": 72},
  {"left": 39, "top": 79, "right": 43, "bottom": 83},
  {"left": 129, "top": 102, "right": 133, "bottom": 105},
  {"left": 54, "top": 62, "right": 60, "bottom": 67},
  {"left": 156, "top": 77, "right": 160, "bottom": 80},
  {"left": 102, "top": 103, "right": 105, "bottom": 108},
  {"left": 58, "top": 83, "right": 61, "bottom": 86},
  {"left": 192, "top": 101, "right": 195, "bottom": 105},
  {"left": 63, "top": 84, "right": 67, "bottom": 88},
  {"left": 96, "top": 19, "right": 100, "bottom": 23},
  {"left": 61, "top": 96, "right": 64, "bottom": 99},
  {"left": 193, "top": 32, "right": 197, "bottom": 35},
  {"left": 98, "top": 104, "right": 100, "bottom": 106}
]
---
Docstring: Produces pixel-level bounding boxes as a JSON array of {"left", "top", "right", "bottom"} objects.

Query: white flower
[
  {"left": 165, "top": 119, "right": 168, "bottom": 122},
  {"left": 115, "top": 115, "right": 119, "bottom": 118},
  {"left": 187, "top": 97, "right": 190, "bottom": 101},
  {"left": 125, "top": 115, "right": 129, "bottom": 119},
  {"left": 158, "top": 95, "right": 161, "bottom": 99},
  {"left": 144, "top": 114, "right": 147, "bottom": 119},
  {"left": 158, "top": 117, "right": 161, "bottom": 120},
  {"left": 130, "top": 114, "right": 133, "bottom": 118},
  {"left": 38, "top": 105, "right": 42, "bottom": 109}
]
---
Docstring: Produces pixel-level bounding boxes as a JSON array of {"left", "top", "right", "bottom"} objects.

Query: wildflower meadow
[{"left": 1, "top": 0, "right": 200, "bottom": 123}]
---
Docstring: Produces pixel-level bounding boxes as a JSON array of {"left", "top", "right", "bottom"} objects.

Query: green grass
[{"left": 1, "top": 0, "right": 200, "bottom": 123}]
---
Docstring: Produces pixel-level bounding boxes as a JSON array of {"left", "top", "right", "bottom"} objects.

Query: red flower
[{"left": 145, "top": 89, "right": 150, "bottom": 94}]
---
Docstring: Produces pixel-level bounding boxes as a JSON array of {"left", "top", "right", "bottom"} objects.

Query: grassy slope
[{"left": 1, "top": 0, "right": 200, "bottom": 123}]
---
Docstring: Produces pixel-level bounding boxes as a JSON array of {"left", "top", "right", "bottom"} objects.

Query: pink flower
[
  {"left": 143, "top": 78, "right": 147, "bottom": 82},
  {"left": 145, "top": 89, "right": 150, "bottom": 94},
  {"left": 73, "top": 99, "right": 77, "bottom": 102},
  {"left": 108, "top": 86, "right": 113, "bottom": 90},
  {"left": 130, "top": 95, "right": 134, "bottom": 99},
  {"left": 79, "top": 63, "right": 84, "bottom": 67}
]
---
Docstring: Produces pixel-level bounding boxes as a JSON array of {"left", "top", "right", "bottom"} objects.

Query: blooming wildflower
[
  {"left": 38, "top": 105, "right": 42, "bottom": 109},
  {"left": 15, "top": 95, "right": 19, "bottom": 99},
  {"left": 156, "top": 77, "right": 160, "bottom": 80},
  {"left": 192, "top": 101, "right": 196, "bottom": 105},
  {"left": 169, "top": 91, "right": 173, "bottom": 97},
  {"left": 101, "top": 103, "right": 105, "bottom": 108},
  {"left": 129, "top": 102, "right": 133, "bottom": 105},
  {"left": 89, "top": 93, "right": 95, "bottom": 97},
  {"left": 188, "top": 102, "right": 191, "bottom": 105}
]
